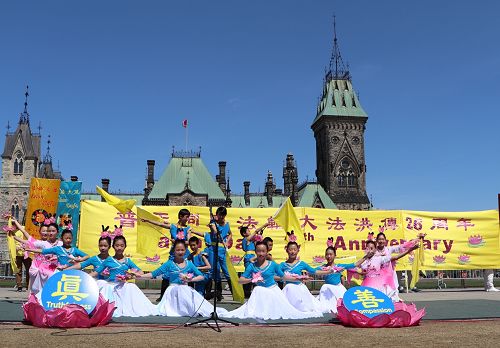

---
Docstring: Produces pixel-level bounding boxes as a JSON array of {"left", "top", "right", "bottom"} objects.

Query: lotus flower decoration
[
  {"left": 336, "top": 298, "right": 425, "bottom": 328},
  {"left": 146, "top": 254, "right": 160, "bottom": 263},
  {"left": 230, "top": 255, "right": 242, "bottom": 264},
  {"left": 23, "top": 294, "right": 115, "bottom": 328},
  {"left": 458, "top": 254, "right": 471, "bottom": 264},
  {"left": 312, "top": 256, "right": 326, "bottom": 265},
  {"left": 433, "top": 255, "right": 446, "bottom": 264},
  {"left": 468, "top": 235, "right": 485, "bottom": 248}
]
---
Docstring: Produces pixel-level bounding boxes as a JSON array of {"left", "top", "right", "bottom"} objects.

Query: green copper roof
[
  {"left": 80, "top": 194, "right": 145, "bottom": 202},
  {"left": 148, "top": 156, "right": 226, "bottom": 200},
  {"left": 312, "top": 78, "right": 367, "bottom": 125},
  {"left": 230, "top": 195, "right": 287, "bottom": 208},
  {"left": 297, "top": 183, "right": 337, "bottom": 209}
]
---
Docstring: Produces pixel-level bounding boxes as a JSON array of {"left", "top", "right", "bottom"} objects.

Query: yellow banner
[
  {"left": 78, "top": 201, "right": 500, "bottom": 272},
  {"left": 25, "top": 178, "right": 61, "bottom": 238}
]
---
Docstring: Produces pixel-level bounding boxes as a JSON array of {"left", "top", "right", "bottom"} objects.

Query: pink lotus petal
[
  {"left": 23, "top": 294, "right": 114, "bottom": 328},
  {"left": 387, "top": 310, "right": 411, "bottom": 327},
  {"left": 409, "top": 308, "right": 426, "bottom": 326},
  {"left": 349, "top": 311, "right": 371, "bottom": 328},
  {"left": 367, "top": 313, "right": 392, "bottom": 328}
]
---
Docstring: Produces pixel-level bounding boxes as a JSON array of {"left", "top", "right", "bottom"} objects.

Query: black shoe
[
  {"left": 17, "top": 287, "right": 23, "bottom": 292},
  {"left": 411, "top": 287, "right": 421, "bottom": 293}
]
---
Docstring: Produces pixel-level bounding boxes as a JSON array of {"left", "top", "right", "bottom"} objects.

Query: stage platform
[{"left": 1, "top": 287, "right": 499, "bottom": 325}]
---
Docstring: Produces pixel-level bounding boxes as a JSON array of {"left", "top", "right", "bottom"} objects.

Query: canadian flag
[{"left": 182, "top": 119, "right": 188, "bottom": 128}]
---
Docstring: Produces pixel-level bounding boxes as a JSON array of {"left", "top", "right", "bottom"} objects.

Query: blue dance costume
[
  {"left": 94, "top": 257, "right": 140, "bottom": 282},
  {"left": 242, "top": 260, "right": 284, "bottom": 287},
  {"left": 151, "top": 259, "right": 202, "bottom": 282},
  {"left": 279, "top": 261, "right": 317, "bottom": 284},
  {"left": 241, "top": 237, "right": 256, "bottom": 266},
  {"left": 169, "top": 225, "right": 191, "bottom": 259},
  {"left": 206, "top": 223, "right": 231, "bottom": 282},
  {"left": 317, "top": 263, "right": 356, "bottom": 285},
  {"left": 79, "top": 255, "right": 109, "bottom": 279},
  {"left": 188, "top": 251, "right": 210, "bottom": 295},
  {"left": 41, "top": 246, "right": 88, "bottom": 266}
]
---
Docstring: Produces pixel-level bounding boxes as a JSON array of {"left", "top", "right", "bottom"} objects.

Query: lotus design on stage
[
  {"left": 23, "top": 294, "right": 115, "bottom": 328},
  {"left": 336, "top": 299, "right": 425, "bottom": 328},
  {"left": 145, "top": 254, "right": 161, "bottom": 264},
  {"left": 468, "top": 235, "right": 485, "bottom": 248}
]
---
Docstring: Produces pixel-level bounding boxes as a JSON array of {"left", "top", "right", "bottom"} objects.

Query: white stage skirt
[
  {"left": 98, "top": 281, "right": 158, "bottom": 317},
  {"left": 157, "top": 284, "right": 227, "bottom": 317},
  {"left": 282, "top": 283, "right": 328, "bottom": 313},
  {"left": 221, "top": 285, "right": 323, "bottom": 320},
  {"left": 317, "top": 283, "right": 347, "bottom": 313}
]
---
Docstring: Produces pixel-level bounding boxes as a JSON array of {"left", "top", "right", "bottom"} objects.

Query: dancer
[
  {"left": 360, "top": 238, "right": 419, "bottom": 301},
  {"left": 63, "top": 235, "right": 112, "bottom": 281},
  {"left": 221, "top": 241, "right": 323, "bottom": 320},
  {"left": 376, "top": 231, "right": 420, "bottom": 295},
  {"left": 207, "top": 206, "right": 233, "bottom": 301},
  {"left": 9, "top": 218, "right": 61, "bottom": 295},
  {"left": 187, "top": 236, "right": 211, "bottom": 296},
  {"left": 26, "top": 229, "right": 89, "bottom": 267},
  {"left": 141, "top": 208, "right": 192, "bottom": 301},
  {"left": 280, "top": 241, "right": 332, "bottom": 313},
  {"left": 240, "top": 222, "right": 268, "bottom": 297},
  {"left": 139, "top": 239, "right": 225, "bottom": 317},
  {"left": 316, "top": 246, "right": 361, "bottom": 313},
  {"left": 4, "top": 215, "right": 32, "bottom": 292},
  {"left": 91, "top": 235, "right": 158, "bottom": 317}
]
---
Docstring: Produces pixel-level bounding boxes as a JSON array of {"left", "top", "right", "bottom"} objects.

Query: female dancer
[
  {"left": 221, "top": 241, "right": 323, "bottom": 320},
  {"left": 7, "top": 217, "right": 61, "bottom": 294},
  {"left": 280, "top": 241, "right": 332, "bottom": 313},
  {"left": 139, "top": 239, "right": 225, "bottom": 317},
  {"left": 360, "top": 239, "right": 418, "bottom": 301},
  {"left": 240, "top": 222, "right": 267, "bottom": 297},
  {"left": 27, "top": 229, "right": 89, "bottom": 267},
  {"left": 316, "top": 246, "right": 363, "bottom": 313},
  {"left": 63, "top": 235, "right": 112, "bottom": 282},
  {"left": 141, "top": 208, "right": 192, "bottom": 300},
  {"left": 92, "top": 235, "right": 158, "bottom": 317}
]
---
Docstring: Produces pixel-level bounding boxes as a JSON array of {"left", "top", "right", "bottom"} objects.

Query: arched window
[
  {"left": 11, "top": 200, "right": 20, "bottom": 220},
  {"left": 13, "top": 153, "right": 23, "bottom": 174},
  {"left": 336, "top": 157, "right": 358, "bottom": 188}
]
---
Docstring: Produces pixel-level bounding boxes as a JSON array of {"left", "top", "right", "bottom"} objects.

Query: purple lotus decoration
[
  {"left": 468, "top": 235, "right": 485, "bottom": 248},
  {"left": 458, "top": 254, "right": 471, "bottom": 264},
  {"left": 433, "top": 255, "right": 446, "bottom": 264}
]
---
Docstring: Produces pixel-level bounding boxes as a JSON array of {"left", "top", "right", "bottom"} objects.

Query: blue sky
[{"left": 1, "top": 1, "right": 499, "bottom": 211}]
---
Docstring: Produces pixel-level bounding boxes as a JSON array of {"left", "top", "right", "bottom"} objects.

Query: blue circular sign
[
  {"left": 343, "top": 286, "right": 394, "bottom": 318},
  {"left": 41, "top": 270, "right": 99, "bottom": 314}
]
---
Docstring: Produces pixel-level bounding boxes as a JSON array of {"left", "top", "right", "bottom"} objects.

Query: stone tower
[
  {"left": 0, "top": 87, "right": 41, "bottom": 222},
  {"left": 311, "top": 22, "right": 370, "bottom": 210}
]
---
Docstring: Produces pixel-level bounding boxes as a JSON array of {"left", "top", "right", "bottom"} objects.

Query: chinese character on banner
[
  {"left": 266, "top": 217, "right": 280, "bottom": 230},
  {"left": 153, "top": 212, "right": 170, "bottom": 224},
  {"left": 456, "top": 218, "right": 474, "bottom": 231},
  {"left": 158, "top": 237, "right": 170, "bottom": 249},
  {"left": 326, "top": 217, "right": 346, "bottom": 231},
  {"left": 300, "top": 215, "right": 318, "bottom": 230},
  {"left": 351, "top": 289, "right": 384, "bottom": 308},
  {"left": 188, "top": 214, "right": 200, "bottom": 226},
  {"left": 114, "top": 212, "right": 137, "bottom": 228},
  {"left": 237, "top": 216, "right": 259, "bottom": 229},
  {"left": 380, "top": 217, "right": 398, "bottom": 231},
  {"left": 354, "top": 218, "right": 373, "bottom": 232},
  {"left": 430, "top": 218, "right": 448, "bottom": 230},
  {"left": 51, "top": 274, "right": 89, "bottom": 301}
]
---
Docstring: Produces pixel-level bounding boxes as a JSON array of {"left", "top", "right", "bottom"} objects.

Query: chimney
[
  {"left": 101, "top": 178, "right": 110, "bottom": 202},
  {"left": 218, "top": 161, "right": 227, "bottom": 194},
  {"left": 265, "top": 171, "right": 274, "bottom": 206},
  {"left": 243, "top": 181, "right": 250, "bottom": 206},
  {"left": 147, "top": 160, "right": 155, "bottom": 189},
  {"left": 70, "top": 176, "right": 78, "bottom": 182}
]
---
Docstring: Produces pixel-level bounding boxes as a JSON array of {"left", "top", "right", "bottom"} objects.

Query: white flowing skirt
[
  {"left": 157, "top": 284, "right": 227, "bottom": 317},
  {"left": 98, "top": 281, "right": 158, "bottom": 317},
  {"left": 30, "top": 266, "right": 58, "bottom": 296},
  {"left": 282, "top": 283, "right": 327, "bottom": 313},
  {"left": 317, "top": 283, "right": 347, "bottom": 313},
  {"left": 221, "top": 285, "right": 323, "bottom": 320}
]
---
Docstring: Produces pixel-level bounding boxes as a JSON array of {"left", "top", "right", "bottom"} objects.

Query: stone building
[{"left": 0, "top": 88, "right": 61, "bottom": 275}]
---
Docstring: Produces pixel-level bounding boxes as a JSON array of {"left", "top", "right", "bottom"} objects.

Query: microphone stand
[{"left": 185, "top": 207, "right": 239, "bottom": 332}]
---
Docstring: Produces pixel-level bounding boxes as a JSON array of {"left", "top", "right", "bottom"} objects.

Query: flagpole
[{"left": 185, "top": 124, "right": 188, "bottom": 151}]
